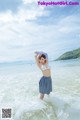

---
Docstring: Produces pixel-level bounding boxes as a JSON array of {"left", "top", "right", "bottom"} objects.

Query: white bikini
[{"left": 41, "top": 64, "right": 51, "bottom": 71}]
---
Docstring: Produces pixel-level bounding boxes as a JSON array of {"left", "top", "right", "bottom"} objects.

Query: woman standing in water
[{"left": 34, "top": 51, "right": 52, "bottom": 100}]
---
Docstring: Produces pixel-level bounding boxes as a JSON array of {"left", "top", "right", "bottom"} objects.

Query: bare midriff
[{"left": 42, "top": 69, "right": 51, "bottom": 77}]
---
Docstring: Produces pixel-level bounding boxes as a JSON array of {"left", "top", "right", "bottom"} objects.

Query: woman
[{"left": 34, "top": 51, "right": 52, "bottom": 100}]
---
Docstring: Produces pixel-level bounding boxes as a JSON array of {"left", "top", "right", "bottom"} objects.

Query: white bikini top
[{"left": 41, "top": 64, "right": 51, "bottom": 71}]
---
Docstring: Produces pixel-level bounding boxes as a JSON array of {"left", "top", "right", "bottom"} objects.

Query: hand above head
[
  {"left": 34, "top": 51, "right": 48, "bottom": 60},
  {"left": 34, "top": 51, "right": 45, "bottom": 55},
  {"left": 35, "top": 53, "right": 41, "bottom": 59}
]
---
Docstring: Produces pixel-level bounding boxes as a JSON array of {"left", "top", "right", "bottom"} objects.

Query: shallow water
[{"left": 0, "top": 59, "right": 80, "bottom": 120}]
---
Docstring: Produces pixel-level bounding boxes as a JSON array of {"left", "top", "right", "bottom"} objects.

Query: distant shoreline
[
  {"left": 0, "top": 48, "right": 80, "bottom": 64},
  {"left": 55, "top": 48, "right": 80, "bottom": 61}
]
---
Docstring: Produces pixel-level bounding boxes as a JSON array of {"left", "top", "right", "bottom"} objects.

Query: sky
[{"left": 0, "top": 0, "right": 80, "bottom": 63}]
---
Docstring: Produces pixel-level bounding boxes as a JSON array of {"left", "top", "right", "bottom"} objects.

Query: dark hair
[{"left": 39, "top": 54, "right": 46, "bottom": 60}]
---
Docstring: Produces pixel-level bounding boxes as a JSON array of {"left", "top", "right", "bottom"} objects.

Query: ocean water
[{"left": 0, "top": 59, "right": 80, "bottom": 120}]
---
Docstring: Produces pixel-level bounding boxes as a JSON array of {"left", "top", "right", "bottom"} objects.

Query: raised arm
[
  {"left": 35, "top": 54, "right": 42, "bottom": 70},
  {"left": 35, "top": 51, "right": 48, "bottom": 60}
]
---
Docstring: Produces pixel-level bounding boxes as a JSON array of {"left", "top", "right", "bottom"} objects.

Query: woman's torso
[
  {"left": 42, "top": 69, "right": 51, "bottom": 77},
  {"left": 40, "top": 64, "right": 51, "bottom": 77}
]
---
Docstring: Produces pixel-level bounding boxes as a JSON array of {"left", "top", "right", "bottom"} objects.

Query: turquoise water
[{"left": 0, "top": 59, "right": 80, "bottom": 120}]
